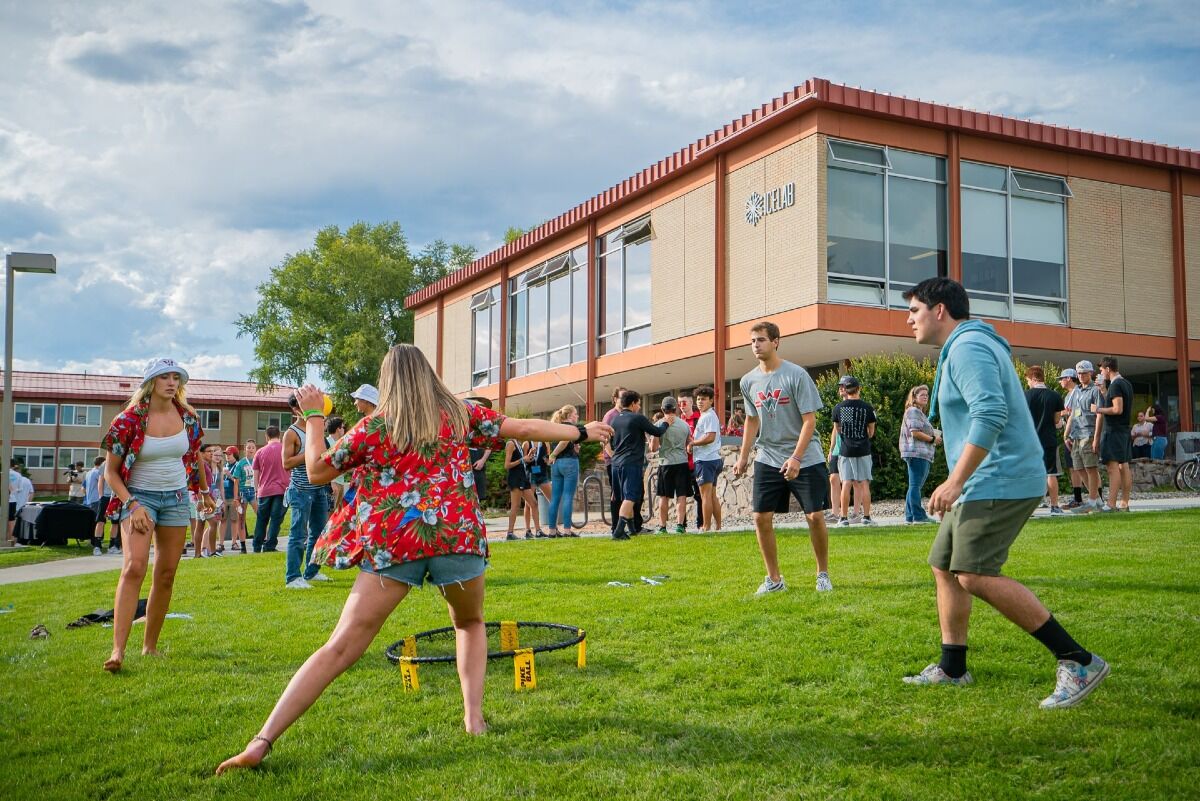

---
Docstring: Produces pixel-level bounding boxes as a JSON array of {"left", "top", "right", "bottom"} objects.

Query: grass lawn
[{"left": 1, "top": 510, "right": 1197, "bottom": 800}]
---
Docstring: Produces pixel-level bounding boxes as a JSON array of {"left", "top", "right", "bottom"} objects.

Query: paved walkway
[{"left": 2, "top": 496, "right": 1197, "bottom": 587}]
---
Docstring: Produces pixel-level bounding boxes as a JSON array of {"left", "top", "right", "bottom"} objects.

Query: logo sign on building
[{"left": 745, "top": 182, "right": 795, "bottom": 226}]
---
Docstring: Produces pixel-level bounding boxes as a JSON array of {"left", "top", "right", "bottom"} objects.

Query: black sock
[
  {"left": 1073, "top": 487, "right": 1083, "bottom": 503},
  {"left": 1031, "top": 615, "right": 1092, "bottom": 665},
  {"left": 614, "top": 517, "right": 630, "bottom": 538},
  {"left": 939, "top": 644, "right": 968, "bottom": 678}
]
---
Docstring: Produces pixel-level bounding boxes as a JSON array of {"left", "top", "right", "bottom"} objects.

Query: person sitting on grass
[{"left": 216, "top": 344, "right": 612, "bottom": 775}]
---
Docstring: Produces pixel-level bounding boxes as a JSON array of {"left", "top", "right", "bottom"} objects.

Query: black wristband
[{"left": 574, "top": 423, "right": 588, "bottom": 443}]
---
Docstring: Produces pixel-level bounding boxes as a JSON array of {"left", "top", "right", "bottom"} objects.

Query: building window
[
  {"left": 197, "top": 409, "right": 222, "bottom": 430},
  {"left": 826, "top": 139, "right": 947, "bottom": 308},
  {"left": 599, "top": 217, "right": 652, "bottom": 354},
  {"left": 60, "top": 404, "right": 102, "bottom": 427},
  {"left": 470, "top": 286, "right": 501, "bottom": 387},
  {"left": 12, "top": 447, "right": 55, "bottom": 469},
  {"left": 58, "top": 448, "right": 101, "bottom": 470},
  {"left": 14, "top": 402, "right": 57, "bottom": 426},
  {"left": 962, "top": 161, "right": 1071, "bottom": 324},
  {"left": 508, "top": 245, "right": 588, "bottom": 378},
  {"left": 256, "top": 411, "right": 292, "bottom": 433}
]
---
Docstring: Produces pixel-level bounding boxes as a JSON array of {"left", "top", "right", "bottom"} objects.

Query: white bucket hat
[
  {"left": 350, "top": 384, "right": 379, "bottom": 405},
  {"left": 143, "top": 358, "right": 189, "bottom": 385}
]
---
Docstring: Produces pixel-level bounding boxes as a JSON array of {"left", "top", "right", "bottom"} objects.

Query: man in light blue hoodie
[{"left": 900, "top": 277, "right": 1109, "bottom": 709}]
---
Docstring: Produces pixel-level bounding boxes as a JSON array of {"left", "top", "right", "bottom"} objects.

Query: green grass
[{"left": 1, "top": 511, "right": 1198, "bottom": 800}]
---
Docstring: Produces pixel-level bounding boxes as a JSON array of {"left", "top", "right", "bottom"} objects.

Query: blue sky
[{"left": 1, "top": 0, "right": 1197, "bottom": 380}]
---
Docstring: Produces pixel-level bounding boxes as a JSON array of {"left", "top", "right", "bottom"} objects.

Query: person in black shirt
[
  {"left": 1095, "top": 356, "right": 1134, "bottom": 511},
  {"left": 1023, "top": 365, "right": 1065, "bottom": 514},
  {"left": 831, "top": 376, "right": 877, "bottom": 526},
  {"left": 608, "top": 389, "right": 669, "bottom": 540}
]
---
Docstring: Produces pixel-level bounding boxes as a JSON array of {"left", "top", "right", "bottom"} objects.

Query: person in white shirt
[
  {"left": 690, "top": 385, "right": 724, "bottom": 532},
  {"left": 8, "top": 461, "right": 26, "bottom": 545}
]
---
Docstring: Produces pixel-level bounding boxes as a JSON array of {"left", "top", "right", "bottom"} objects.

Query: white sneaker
[
  {"left": 93, "top": 547, "right": 103, "bottom": 556},
  {"left": 107, "top": 546, "right": 121, "bottom": 555},
  {"left": 859, "top": 516, "right": 875, "bottom": 527},
  {"left": 307, "top": 573, "right": 332, "bottom": 582},
  {"left": 1040, "top": 655, "right": 1110, "bottom": 709},
  {"left": 755, "top": 575, "right": 787, "bottom": 595},
  {"left": 285, "top": 578, "right": 313, "bottom": 589},
  {"left": 837, "top": 518, "right": 851, "bottom": 528},
  {"left": 816, "top": 572, "right": 833, "bottom": 592},
  {"left": 902, "top": 664, "right": 974, "bottom": 686}
]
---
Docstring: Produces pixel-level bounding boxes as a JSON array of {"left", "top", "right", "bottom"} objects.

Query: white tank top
[{"left": 127, "top": 429, "right": 189, "bottom": 491}]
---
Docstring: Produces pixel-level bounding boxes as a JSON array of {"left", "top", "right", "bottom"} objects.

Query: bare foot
[
  {"left": 464, "top": 717, "right": 488, "bottom": 735},
  {"left": 215, "top": 737, "right": 271, "bottom": 775},
  {"left": 142, "top": 647, "right": 161, "bottom": 657},
  {"left": 103, "top": 650, "right": 123, "bottom": 673}
]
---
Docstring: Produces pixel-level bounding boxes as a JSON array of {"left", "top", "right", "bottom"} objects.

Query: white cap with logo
[{"left": 143, "top": 358, "right": 189, "bottom": 385}]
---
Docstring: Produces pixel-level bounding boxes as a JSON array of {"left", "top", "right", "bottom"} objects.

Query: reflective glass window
[
  {"left": 623, "top": 239, "right": 651, "bottom": 330},
  {"left": 961, "top": 161, "right": 1007, "bottom": 191},
  {"left": 827, "top": 167, "right": 885, "bottom": 278},
  {"left": 962, "top": 188, "right": 1009, "bottom": 294},
  {"left": 1011, "top": 196, "right": 1065, "bottom": 298},
  {"left": 888, "top": 176, "right": 947, "bottom": 287}
]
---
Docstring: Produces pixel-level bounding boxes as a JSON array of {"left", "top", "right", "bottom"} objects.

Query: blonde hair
[
  {"left": 125, "top": 374, "right": 197, "bottom": 415},
  {"left": 905, "top": 384, "right": 931, "bottom": 411},
  {"left": 376, "top": 344, "right": 470, "bottom": 451},
  {"left": 550, "top": 404, "right": 577, "bottom": 424}
]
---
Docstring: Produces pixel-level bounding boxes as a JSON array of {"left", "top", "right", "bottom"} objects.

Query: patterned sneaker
[
  {"left": 860, "top": 516, "right": 875, "bottom": 527},
  {"left": 755, "top": 575, "right": 786, "bottom": 596},
  {"left": 674, "top": 524, "right": 687, "bottom": 534},
  {"left": 1049, "top": 506, "right": 1065, "bottom": 516},
  {"left": 307, "top": 573, "right": 332, "bottom": 582},
  {"left": 902, "top": 664, "right": 974, "bottom": 686},
  {"left": 815, "top": 572, "right": 833, "bottom": 592},
  {"left": 505, "top": 531, "right": 518, "bottom": 541},
  {"left": 824, "top": 510, "right": 838, "bottom": 523},
  {"left": 655, "top": 525, "right": 669, "bottom": 535},
  {"left": 1040, "top": 655, "right": 1110, "bottom": 709},
  {"left": 837, "top": 518, "right": 851, "bottom": 528},
  {"left": 1099, "top": 504, "right": 1116, "bottom": 513}
]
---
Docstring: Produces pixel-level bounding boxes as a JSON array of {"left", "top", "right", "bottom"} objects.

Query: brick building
[
  {"left": 406, "top": 78, "right": 1200, "bottom": 434},
  {"left": 2, "top": 371, "right": 293, "bottom": 494}
]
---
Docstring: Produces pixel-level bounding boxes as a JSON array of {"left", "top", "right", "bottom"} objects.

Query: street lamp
[{"left": 2, "top": 252, "right": 57, "bottom": 548}]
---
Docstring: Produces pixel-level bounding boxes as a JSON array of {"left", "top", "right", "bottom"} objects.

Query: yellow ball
[{"left": 323, "top": 394, "right": 334, "bottom": 415}]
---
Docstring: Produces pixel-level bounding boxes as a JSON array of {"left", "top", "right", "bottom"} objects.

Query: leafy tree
[
  {"left": 504, "top": 226, "right": 528, "bottom": 244},
  {"left": 237, "top": 221, "right": 474, "bottom": 419}
]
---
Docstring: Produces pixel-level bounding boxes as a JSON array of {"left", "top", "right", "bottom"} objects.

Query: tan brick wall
[
  {"left": 1185, "top": 196, "right": 1200, "bottom": 338},
  {"left": 726, "top": 134, "right": 820, "bottom": 324},
  {"left": 441, "top": 298, "right": 472, "bottom": 394},
  {"left": 1068, "top": 178, "right": 1125, "bottom": 331},
  {"left": 650, "top": 181, "right": 715, "bottom": 343},
  {"left": 816, "top": 134, "right": 828, "bottom": 303},
  {"left": 1120, "top": 185, "right": 1175, "bottom": 337},
  {"left": 414, "top": 310, "right": 439, "bottom": 370}
]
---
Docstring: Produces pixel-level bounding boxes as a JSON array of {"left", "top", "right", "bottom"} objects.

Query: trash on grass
[
  {"left": 606, "top": 581, "right": 632, "bottom": 587},
  {"left": 30, "top": 623, "right": 50, "bottom": 639}
]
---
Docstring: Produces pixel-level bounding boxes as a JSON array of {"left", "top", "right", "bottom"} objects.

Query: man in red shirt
[
  {"left": 678, "top": 394, "right": 704, "bottom": 529},
  {"left": 250, "top": 425, "right": 289, "bottom": 552}
]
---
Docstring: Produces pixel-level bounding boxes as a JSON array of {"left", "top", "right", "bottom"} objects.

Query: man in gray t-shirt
[
  {"left": 1064, "top": 360, "right": 1103, "bottom": 509},
  {"left": 734, "top": 320, "right": 833, "bottom": 596},
  {"left": 653, "top": 397, "right": 694, "bottom": 533}
]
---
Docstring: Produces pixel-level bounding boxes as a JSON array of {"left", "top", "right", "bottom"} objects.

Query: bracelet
[
  {"left": 303, "top": 410, "right": 326, "bottom": 420},
  {"left": 123, "top": 498, "right": 139, "bottom": 510},
  {"left": 574, "top": 423, "right": 588, "bottom": 443}
]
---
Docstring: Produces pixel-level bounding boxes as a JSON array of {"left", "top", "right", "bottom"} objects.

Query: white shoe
[
  {"left": 107, "top": 546, "right": 121, "bottom": 555},
  {"left": 816, "top": 572, "right": 833, "bottom": 592},
  {"left": 93, "top": 547, "right": 103, "bottom": 556},
  {"left": 285, "top": 578, "right": 313, "bottom": 589},
  {"left": 307, "top": 573, "right": 332, "bottom": 582},
  {"left": 755, "top": 575, "right": 787, "bottom": 595}
]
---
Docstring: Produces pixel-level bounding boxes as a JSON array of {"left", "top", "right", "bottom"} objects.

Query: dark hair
[
  {"left": 903, "top": 277, "right": 970, "bottom": 320},
  {"left": 287, "top": 393, "right": 299, "bottom": 409},
  {"left": 620, "top": 389, "right": 641, "bottom": 408},
  {"left": 750, "top": 320, "right": 780, "bottom": 341},
  {"left": 1100, "top": 356, "right": 1119, "bottom": 371},
  {"left": 611, "top": 386, "right": 625, "bottom": 402},
  {"left": 694, "top": 385, "right": 714, "bottom": 401},
  {"left": 325, "top": 416, "right": 345, "bottom": 437},
  {"left": 265, "top": 425, "right": 281, "bottom": 439},
  {"left": 93, "top": 456, "right": 106, "bottom": 467}
]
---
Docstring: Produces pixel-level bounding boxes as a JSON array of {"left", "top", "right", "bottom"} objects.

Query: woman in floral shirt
[
  {"left": 101, "top": 358, "right": 212, "bottom": 673},
  {"left": 218, "top": 345, "right": 613, "bottom": 774}
]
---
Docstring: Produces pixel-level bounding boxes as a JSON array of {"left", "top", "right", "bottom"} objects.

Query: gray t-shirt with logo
[
  {"left": 1067, "top": 383, "right": 1102, "bottom": 439},
  {"left": 740, "top": 360, "right": 825, "bottom": 469},
  {"left": 658, "top": 418, "right": 691, "bottom": 465}
]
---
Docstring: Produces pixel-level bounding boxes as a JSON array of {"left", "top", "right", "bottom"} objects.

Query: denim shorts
[
  {"left": 119, "top": 487, "right": 192, "bottom": 528},
  {"left": 240, "top": 488, "right": 256, "bottom": 504},
  {"left": 360, "top": 553, "right": 487, "bottom": 589},
  {"left": 694, "top": 458, "right": 723, "bottom": 486}
]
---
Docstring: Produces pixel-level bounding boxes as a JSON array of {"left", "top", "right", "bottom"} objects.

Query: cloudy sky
[{"left": 1, "top": 0, "right": 1197, "bottom": 381}]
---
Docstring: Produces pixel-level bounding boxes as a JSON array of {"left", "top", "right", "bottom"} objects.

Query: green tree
[
  {"left": 504, "top": 226, "right": 528, "bottom": 244},
  {"left": 237, "top": 221, "right": 474, "bottom": 417}
]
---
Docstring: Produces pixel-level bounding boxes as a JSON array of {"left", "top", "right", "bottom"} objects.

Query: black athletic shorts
[
  {"left": 656, "top": 463, "right": 692, "bottom": 498},
  {"left": 612, "top": 462, "right": 645, "bottom": 504},
  {"left": 827, "top": 453, "right": 839, "bottom": 474},
  {"left": 1040, "top": 442, "right": 1061, "bottom": 476},
  {"left": 7, "top": 501, "right": 15, "bottom": 521},
  {"left": 752, "top": 461, "right": 831, "bottom": 515},
  {"left": 1100, "top": 427, "right": 1132, "bottom": 465},
  {"left": 506, "top": 468, "right": 531, "bottom": 491}
]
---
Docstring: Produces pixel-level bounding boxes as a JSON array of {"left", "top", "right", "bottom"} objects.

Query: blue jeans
[
  {"left": 904, "top": 457, "right": 932, "bottom": 522},
  {"left": 547, "top": 458, "right": 580, "bottom": 530},
  {"left": 253, "top": 493, "right": 286, "bottom": 552},
  {"left": 1151, "top": 436, "right": 1168, "bottom": 460},
  {"left": 285, "top": 485, "right": 329, "bottom": 583}
]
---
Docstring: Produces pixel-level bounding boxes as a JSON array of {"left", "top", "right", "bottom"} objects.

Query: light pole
[{"left": 2, "top": 252, "right": 56, "bottom": 548}]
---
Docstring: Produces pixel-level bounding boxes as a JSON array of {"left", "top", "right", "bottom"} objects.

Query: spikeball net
[{"left": 384, "top": 620, "right": 587, "bottom": 691}]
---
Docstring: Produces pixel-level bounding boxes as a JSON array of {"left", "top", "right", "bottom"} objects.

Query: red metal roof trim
[
  {"left": 406, "top": 77, "right": 1200, "bottom": 309},
  {"left": 1, "top": 371, "right": 293, "bottom": 406}
]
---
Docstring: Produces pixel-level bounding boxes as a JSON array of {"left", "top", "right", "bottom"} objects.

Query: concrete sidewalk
[{"left": 2, "top": 496, "right": 1196, "bottom": 587}]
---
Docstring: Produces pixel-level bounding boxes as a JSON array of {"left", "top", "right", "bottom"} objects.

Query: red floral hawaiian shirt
[
  {"left": 101, "top": 400, "right": 205, "bottom": 518},
  {"left": 311, "top": 403, "right": 506, "bottom": 571}
]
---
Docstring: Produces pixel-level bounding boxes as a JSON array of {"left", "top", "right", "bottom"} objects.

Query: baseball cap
[
  {"left": 661, "top": 396, "right": 679, "bottom": 412},
  {"left": 464, "top": 395, "right": 493, "bottom": 409},
  {"left": 224, "top": 446, "right": 239, "bottom": 457},
  {"left": 350, "top": 384, "right": 379, "bottom": 405},
  {"left": 143, "top": 358, "right": 189, "bottom": 385},
  {"left": 1075, "top": 360, "right": 1095, "bottom": 373},
  {"left": 1059, "top": 368, "right": 1078, "bottom": 379},
  {"left": 838, "top": 375, "right": 860, "bottom": 389}
]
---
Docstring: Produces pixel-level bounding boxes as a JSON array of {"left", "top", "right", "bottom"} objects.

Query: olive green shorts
[{"left": 928, "top": 497, "right": 1041, "bottom": 576}]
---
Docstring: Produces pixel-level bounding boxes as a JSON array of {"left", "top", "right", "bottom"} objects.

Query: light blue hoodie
[{"left": 929, "top": 319, "right": 1045, "bottom": 503}]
